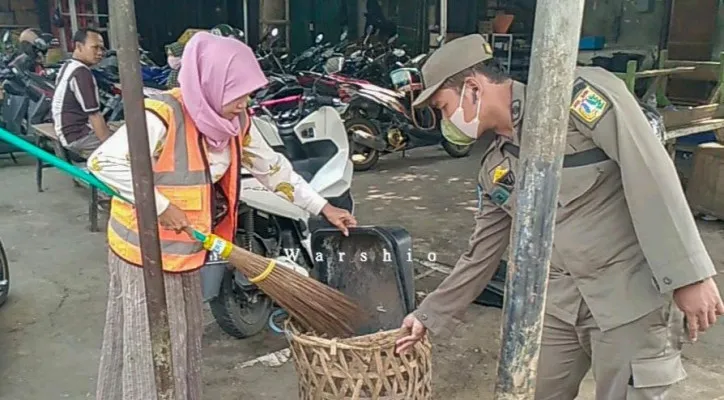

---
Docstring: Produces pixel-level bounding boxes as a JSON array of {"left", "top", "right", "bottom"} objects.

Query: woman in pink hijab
[{"left": 89, "top": 32, "right": 356, "bottom": 400}]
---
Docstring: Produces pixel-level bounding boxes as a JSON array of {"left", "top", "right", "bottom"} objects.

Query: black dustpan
[{"left": 311, "top": 226, "right": 415, "bottom": 335}]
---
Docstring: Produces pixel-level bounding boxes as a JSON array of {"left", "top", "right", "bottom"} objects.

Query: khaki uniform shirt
[{"left": 415, "top": 67, "right": 717, "bottom": 337}]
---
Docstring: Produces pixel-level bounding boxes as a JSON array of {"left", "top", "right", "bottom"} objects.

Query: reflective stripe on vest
[
  {"left": 108, "top": 90, "right": 224, "bottom": 272},
  {"left": 148, "top": 93, "right": 208, "bottom": 186},
  {"left": 109, "top": 218, "right": 203, "bottom": 255}
]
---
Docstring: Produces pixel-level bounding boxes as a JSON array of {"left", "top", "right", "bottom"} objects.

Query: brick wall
[{"left": 0, "top": 0, "right": 40, "bottom": 28}]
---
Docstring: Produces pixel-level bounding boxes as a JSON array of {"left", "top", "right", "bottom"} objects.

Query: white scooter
[{"left": 200, "top": 98, "right": 354, "bottom": 339}]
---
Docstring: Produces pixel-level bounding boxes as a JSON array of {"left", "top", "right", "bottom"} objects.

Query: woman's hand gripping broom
[{"left": 189, "top": 229, "right": 366, "bottom": 338}]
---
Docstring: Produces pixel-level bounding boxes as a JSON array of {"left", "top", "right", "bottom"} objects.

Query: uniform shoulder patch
[{"left": 570, "top": 79, "right": 611, "bottom": 129}]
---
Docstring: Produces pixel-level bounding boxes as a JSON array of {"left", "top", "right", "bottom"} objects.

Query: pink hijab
[{"left": 178, "top": 32, "right": 268, "bottom": 150}]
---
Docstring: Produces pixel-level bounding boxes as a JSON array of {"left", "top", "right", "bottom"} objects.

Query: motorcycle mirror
[
  {"left": 1, "top": 31, "right": 9, "bottom": 44},
  {"left": 366, "top": 25, "right": 374, "bottom": 36},
  {"left": 315, "top": 33, "right": 324, "bottom": 44},
  {"left": 323, "top": 56, "right": 344, "bottom": 75},
  {"left": 387, "top": 34, "right": 398, "bottom": 45},
  {"left": 271, "top": 28, "right": 279, "bottom": 37},
  {"left": 340, "top": 29, "right": 348, "bottom": 42},
  {"left": 52, "top": 8, "right": 64, "bottom": 28}
]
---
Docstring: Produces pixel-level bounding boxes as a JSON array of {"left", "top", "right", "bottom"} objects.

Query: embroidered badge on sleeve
[{"left": 570, "top": 80, "right": 611, "bottom": 129}]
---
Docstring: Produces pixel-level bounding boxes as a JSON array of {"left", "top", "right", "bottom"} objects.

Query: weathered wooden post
[
  {"left": 108, "top": 1, "right": 177, "bottom": 399},
  {"left": 493, "top": 0, "right": 585, "bottom": 398}
]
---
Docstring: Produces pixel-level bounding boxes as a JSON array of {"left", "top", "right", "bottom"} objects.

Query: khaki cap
[{"left": 413, "top": 34, "right": 493, "bottom": 108}]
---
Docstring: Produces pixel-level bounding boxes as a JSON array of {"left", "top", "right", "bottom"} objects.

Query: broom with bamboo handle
[{"left": 0, "top": 128, "right": 366, "bottom": 337}]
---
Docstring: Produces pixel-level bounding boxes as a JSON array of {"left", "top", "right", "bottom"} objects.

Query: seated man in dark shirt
[{"left": 51, "top": 28, "right": 111, "bottom": 158}]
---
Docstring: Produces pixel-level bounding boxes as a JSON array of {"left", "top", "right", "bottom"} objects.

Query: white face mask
[
  {"left": 448, "top": 83, "right": 481, "bottom": 140},
  {"left": 167, "top": 55, "right": 181, "bottom": 70}
]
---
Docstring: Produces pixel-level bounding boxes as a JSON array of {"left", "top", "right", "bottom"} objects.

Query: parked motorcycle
[
  {"left": 4, "top": 29, "right": 59, "bottom": 75},
  {"left": 288, "top": 25, "right": 409, "bottom": 90},
  {"left": 96, "top": 48, "right": 170, "bottom": 89},
  {"left": 286, "top": 28, "right": 354, "bottom": 75},
  {"left": 341, "top": 47, "right": 472, "bottom": 171},
  {"left": 200, "top": 61, "right": 354, "bottom": 338},
  {"left": 339, "top": 29, "right": 411, "bottom": 88},
  {"left": 89, "top": 56, "right": 171, "bottom": 122},
  {"left": 0, "top": 30, "right": 58, "bottom": 160},
  {"left": 1, "top": 63, "right": 54, "bottom": 137},
  {"left": 256, "top": 27, "right": 289, "bottom": 74}
]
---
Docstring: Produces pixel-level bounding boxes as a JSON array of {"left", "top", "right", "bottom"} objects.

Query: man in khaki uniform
[{"left": 395, "top": 34, "right": 724, "bottom": 399}]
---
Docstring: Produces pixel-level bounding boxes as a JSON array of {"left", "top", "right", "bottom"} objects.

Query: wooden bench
[
  {"left": 616, "top": 51, "right": 724, "bottom": 157},
  {"left": 615, "top": 63, "right": 695, "bottom": 108},
  {"left": 659, "top": 51, "right": 724, "bottom": 140},
  {"left": 31, "top": 122, "right": 123, "bottom": 232}
]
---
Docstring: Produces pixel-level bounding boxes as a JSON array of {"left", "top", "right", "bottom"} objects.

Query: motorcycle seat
[
  {"left": 272, "top": 127, "right": 337, "bottom": 184},
  {"left": 3, "top": 80, "right": 25, "bottom": 96}
]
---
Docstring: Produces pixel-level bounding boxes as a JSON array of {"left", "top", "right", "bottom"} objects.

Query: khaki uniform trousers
[{"left": 535, "top": 300, "right": 687, "bottom": 400}]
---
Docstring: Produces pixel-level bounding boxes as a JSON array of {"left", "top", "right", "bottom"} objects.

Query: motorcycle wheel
[
  {"left": 209, "top": 238, "right": 272, "bottom": 339},
  {"left": 0, "top": 239, "right": 9, "bottom": 307},
  {"left": 345, "top": 118, "right": 380, "bottom": 172},
  {"left": 442, "top": 140, "right": 473, "bottom": 158}
]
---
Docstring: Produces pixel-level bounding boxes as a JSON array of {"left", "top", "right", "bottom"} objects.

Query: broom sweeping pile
[{"left": 194, "top": 230, "right": 366, "bottom": 338}]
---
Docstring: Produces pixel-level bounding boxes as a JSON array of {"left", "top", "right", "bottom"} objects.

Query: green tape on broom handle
[
  {"left": 0, "top": 127, "right": 208, "bottom": 242},
  {"left": 0, "top": 127, "right": 123, "bottom": 200}
]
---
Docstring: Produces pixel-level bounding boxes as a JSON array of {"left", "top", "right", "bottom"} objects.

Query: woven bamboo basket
[{"left": 285, "top": 322, "right": 432, "bottom": 400}]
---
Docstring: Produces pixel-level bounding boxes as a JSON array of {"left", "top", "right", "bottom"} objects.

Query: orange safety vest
[{"left": 108, "top": 89, "right": 243, "bottom": 273}]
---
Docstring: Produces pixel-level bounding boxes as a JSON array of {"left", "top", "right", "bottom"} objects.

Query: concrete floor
[{"left": 0, "top": 143, "right": 722, "bottom": 400}]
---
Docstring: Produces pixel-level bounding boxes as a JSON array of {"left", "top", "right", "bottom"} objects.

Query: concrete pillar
[{"left": 357, "top": 0, "right": 366, "bottom": 38}]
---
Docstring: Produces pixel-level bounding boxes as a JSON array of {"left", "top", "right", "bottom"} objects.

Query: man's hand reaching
[{"left": 395, "top": 313, "right": 427, "bottom": 355}]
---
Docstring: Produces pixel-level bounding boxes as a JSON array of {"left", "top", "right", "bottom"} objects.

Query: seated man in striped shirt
[{"left": 51, "top": 28, "right": 112, "bottom": 158}]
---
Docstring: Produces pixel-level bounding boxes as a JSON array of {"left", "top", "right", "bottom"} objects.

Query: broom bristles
[{"left": 227, "top": 246, "right": 367, "bottom": 338}]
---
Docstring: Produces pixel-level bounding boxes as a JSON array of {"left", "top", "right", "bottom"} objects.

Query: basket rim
[{"left": 285, "top": 321, "right": 410, "bottom": 351}]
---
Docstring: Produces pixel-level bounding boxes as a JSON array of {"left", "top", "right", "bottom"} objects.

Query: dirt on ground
[{"left": 0, "top": 144, "right": 722, "bottom": 400}]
